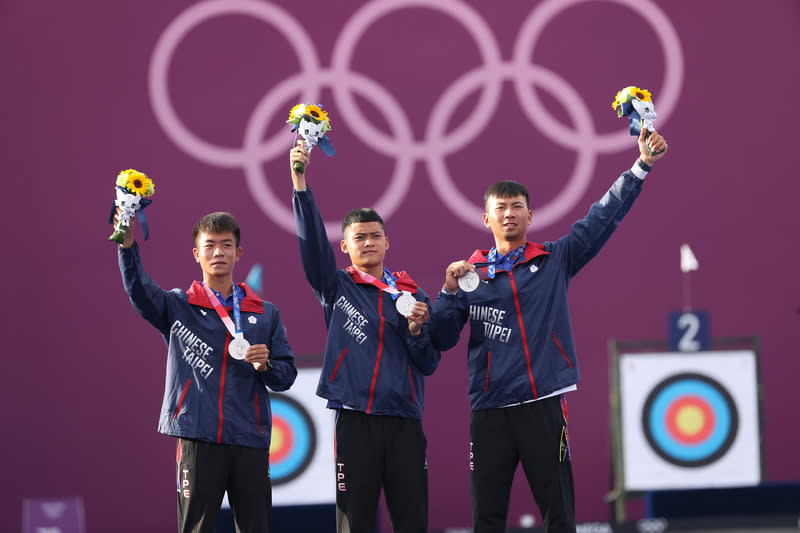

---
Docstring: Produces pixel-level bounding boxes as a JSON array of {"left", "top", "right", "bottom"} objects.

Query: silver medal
[
  {"left": 228, "top": 337, "right": 250, "bottom": 360},
  {"left": 395, "top": 291, "right": 416, "bottom": 317},
  {"left": 458, "top": 271, "right": 480, "bottom": 292}
]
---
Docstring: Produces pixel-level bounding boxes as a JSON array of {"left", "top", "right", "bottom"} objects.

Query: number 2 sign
[{"left": 668, "top": 311, "right": 710, "bottom": 352}]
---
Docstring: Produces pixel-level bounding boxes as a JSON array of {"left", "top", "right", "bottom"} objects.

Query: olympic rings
[{"left": 149, "top": 0, "right": 683, "bottom": 239}]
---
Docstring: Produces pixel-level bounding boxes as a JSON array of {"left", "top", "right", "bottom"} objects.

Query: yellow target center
[{"left": 676, "top": 405, "right": 706, "bottom": 436}]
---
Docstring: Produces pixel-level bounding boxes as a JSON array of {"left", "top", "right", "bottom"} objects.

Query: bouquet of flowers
[
  {"left": 612, "top": 85, "right": 658, "bottom": 136},
  {"left": 108, "top": 169, "right": 155, "bottom": 244},
  {"left": 287, "top": 103, "right": 335, "bottom": 173},
  {"left": 612, "top": 85, "right": 663, "bottom": 155}
]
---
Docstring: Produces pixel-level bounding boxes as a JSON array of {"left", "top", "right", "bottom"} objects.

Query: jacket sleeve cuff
[
  {"left": 440, "top": 284, "right": 458, "bottom": 296},
  {"left": 630, "top": 159, "right": 652, "bottom": 180}
]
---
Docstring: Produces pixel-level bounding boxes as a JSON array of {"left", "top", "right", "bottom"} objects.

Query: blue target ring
[
  {"left": 642, "top": 373, "right": 739, "bottom": 467},
  {"left": 269, "top": 394, "right": 316, "bottom": 485}
]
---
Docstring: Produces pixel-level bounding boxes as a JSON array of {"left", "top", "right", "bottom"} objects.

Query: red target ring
[{"left": 665, "top": 395, "right": 715, "bottom": 444}]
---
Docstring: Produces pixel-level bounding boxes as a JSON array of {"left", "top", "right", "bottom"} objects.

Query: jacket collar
[
  {"left": 468, "top": 241, "right": 549, "bottom": 270},
  {"left": 186, "top": 280, "right": 264, "bottom": 313},
  {"left": 345, "top": 266, "right": 419, "bottom": 293}
]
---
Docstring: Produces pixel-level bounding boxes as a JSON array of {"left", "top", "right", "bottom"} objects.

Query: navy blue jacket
[
  {"left": 293, "top": 187, "right": 440, "bottom": 419},
  {"left": 119, "top": 242, "right": 297, "bottom": 448},
  {"left": 432, "top": 169, "right": 644, "bottom": 410}
]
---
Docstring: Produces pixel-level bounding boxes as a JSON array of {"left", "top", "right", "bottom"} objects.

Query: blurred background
[{"left": 3, "top": 0, "right": 799, "bottom": 531}]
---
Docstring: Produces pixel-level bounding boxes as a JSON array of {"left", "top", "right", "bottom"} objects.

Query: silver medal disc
[
  {"left": 458, "top": 271, "right": 480, "bottom": 292},
  {"left": 228, "top": 337, "right": 250, "bottom": 360},
  {"left": 395, "top": 292, "right": 416, "bottom": 317}
]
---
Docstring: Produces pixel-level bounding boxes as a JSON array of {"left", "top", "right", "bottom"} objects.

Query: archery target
[
  {"left": 619, "top": 350, "right": 761, "bottom": 491},
  {"left": 269, "top": 394, "right": 316, "bottom": 485},
  {"left": 270, "top": 368, "right": 335, "bottom": 505},
  {"left": 641, "top": 373, "right": 738, "bottom": 467}
]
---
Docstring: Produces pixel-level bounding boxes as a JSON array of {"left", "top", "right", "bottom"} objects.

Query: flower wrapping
[
  {"left": 107, "top": 169, "right": 154, "bottom": 244},
  {"left": 287, "top": 103, "right": 335, "bottom": 172},
  {"left": 612, "top": 86, "right": 658, "bottom": 136}
]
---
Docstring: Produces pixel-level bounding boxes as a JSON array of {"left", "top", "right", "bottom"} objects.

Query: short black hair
[
  {"left": 193, "top": 212, "right": 241, "bottom": 247},
  {"left": 342, "top": 208, "right": 385, "bottom": 235},
  {"left": 483, "top": 180, "right": 530, "bottom": 209}
]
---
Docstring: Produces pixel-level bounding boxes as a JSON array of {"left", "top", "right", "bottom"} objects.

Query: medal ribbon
[
  {"left": 486, "top": 245, "right": 526, "bottom": 279},
  {"left": 352, "top": 267, "right": 401, "bottom": 300},
  {"left": 202, "top": 283, "right": 244, "bottom": 340}
]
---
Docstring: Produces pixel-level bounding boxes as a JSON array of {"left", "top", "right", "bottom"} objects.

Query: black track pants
[
  {"left": 334, "top": 410, "right": 428, "bottom": 533},
  {"left": 470, "top": 396, "right": 575, "bottom": 533},
  {"left": 176, "top": 438, "right": 272, "bottom": 533}
]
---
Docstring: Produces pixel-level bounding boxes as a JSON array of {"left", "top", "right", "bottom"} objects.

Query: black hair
[
  {"left": 192, "top": 212, "right": 241, "bottom": 247},
  {"left": 341, "top": 208, "right": 385, "bottom": 235},
  {"left": 483, "top": 180, "right": 530, "bottom": 209}
]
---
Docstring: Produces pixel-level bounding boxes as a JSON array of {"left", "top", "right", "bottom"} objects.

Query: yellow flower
[
  {"left": 122, "top": 169, "right": 154, "bottom": 197},
  {"left": 612, "top": 86, "right": 652, "bottom": 110},
  {"left": 287, "top": 103, "right": 332, "bottom": 132},
  {"left": 630, "top": 86, "right": 652, "bottom": 102},
  {"left": 287, "top": 103, "right": 306, "bottom": 123},
  {"left": 143, "top": 178, "right": 155, "bottom": 197},
  {"left": 304, "top": 104, "right": 328, "bottom": 124}
]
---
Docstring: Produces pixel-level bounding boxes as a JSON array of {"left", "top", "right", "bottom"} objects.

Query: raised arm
[
  {"left": 114, "top": 209, "right": 171, "bottom": 334},
  {"left": 558, "top": 125, "right": 669, "bottom": 276},
  {"left": 289, "top": 142, "right": 339, "bottom": 309}
]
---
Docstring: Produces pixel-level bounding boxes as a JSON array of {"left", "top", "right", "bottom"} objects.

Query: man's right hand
[
  {"left": 444, "top": 260, "right": 473, "bottom": 293},
  {"left": 113, "top": 207, "right": 134, "bottom": 248},
  {"left": 290, "top": 140, "right": 310, "bottom": 191}
]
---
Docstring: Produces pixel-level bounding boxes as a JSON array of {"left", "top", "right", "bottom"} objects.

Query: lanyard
[
  {"left": 352, "top": 267, "right": 401, "bottom": 300},
  {"left": 486, "top": 245, "right": 525, "bottom": 279},
  {"left": 202, "top": 283, "right": 244, "bottom": 340}
]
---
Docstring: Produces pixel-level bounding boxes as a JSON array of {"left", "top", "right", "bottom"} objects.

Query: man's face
[
  {"left": 340, "top": 222, "right": 389, "bottom": 272},
  {"left": 193, "top": 231, "right": 242, "bottom": 278},
  {"left": 483, "top": 194, "right": 532, "bottom": 243}
]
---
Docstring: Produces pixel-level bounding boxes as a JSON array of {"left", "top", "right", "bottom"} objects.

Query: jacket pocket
[
  {"left": 173, "top": 378, "right": 191, "bottom": 419},
  {"left": 329, "top": 348, "right": 348, "bottom": 382},
  {"left": 551, "top": 331, "right": 573, "bottom": 368}
]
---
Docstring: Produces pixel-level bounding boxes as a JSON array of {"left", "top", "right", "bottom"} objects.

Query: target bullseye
[{"left": 665, "top": 395, "right": 715, "bottom": 444}]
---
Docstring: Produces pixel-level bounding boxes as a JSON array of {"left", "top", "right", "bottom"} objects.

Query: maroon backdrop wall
[{"left": 3, "top": 1, "right": 799, "bottom": 531}]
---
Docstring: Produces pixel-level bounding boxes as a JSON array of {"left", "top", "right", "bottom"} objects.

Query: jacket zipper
[
  {"left": 217, "top": 333, "right": 230, "bottom": 444},
  {"left": 509, "top": 271, "right": 538, "bottom": 398},
  {"left": 254, "top": 393, "right": 264, "bottom": 434},
  {"left": 366, "top": 292, "right": 385, "bottom": 414}
]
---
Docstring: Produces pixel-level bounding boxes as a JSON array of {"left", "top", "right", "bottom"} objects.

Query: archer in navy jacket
[
  {"left": 431, "top": 168, "right": 646, "bottom": 411},
  {"left": 292, "top": 186, "right": 439, "bottom": 419},
  {"left": 119, "top": 241, "right": 297, "bottom": 449}
]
